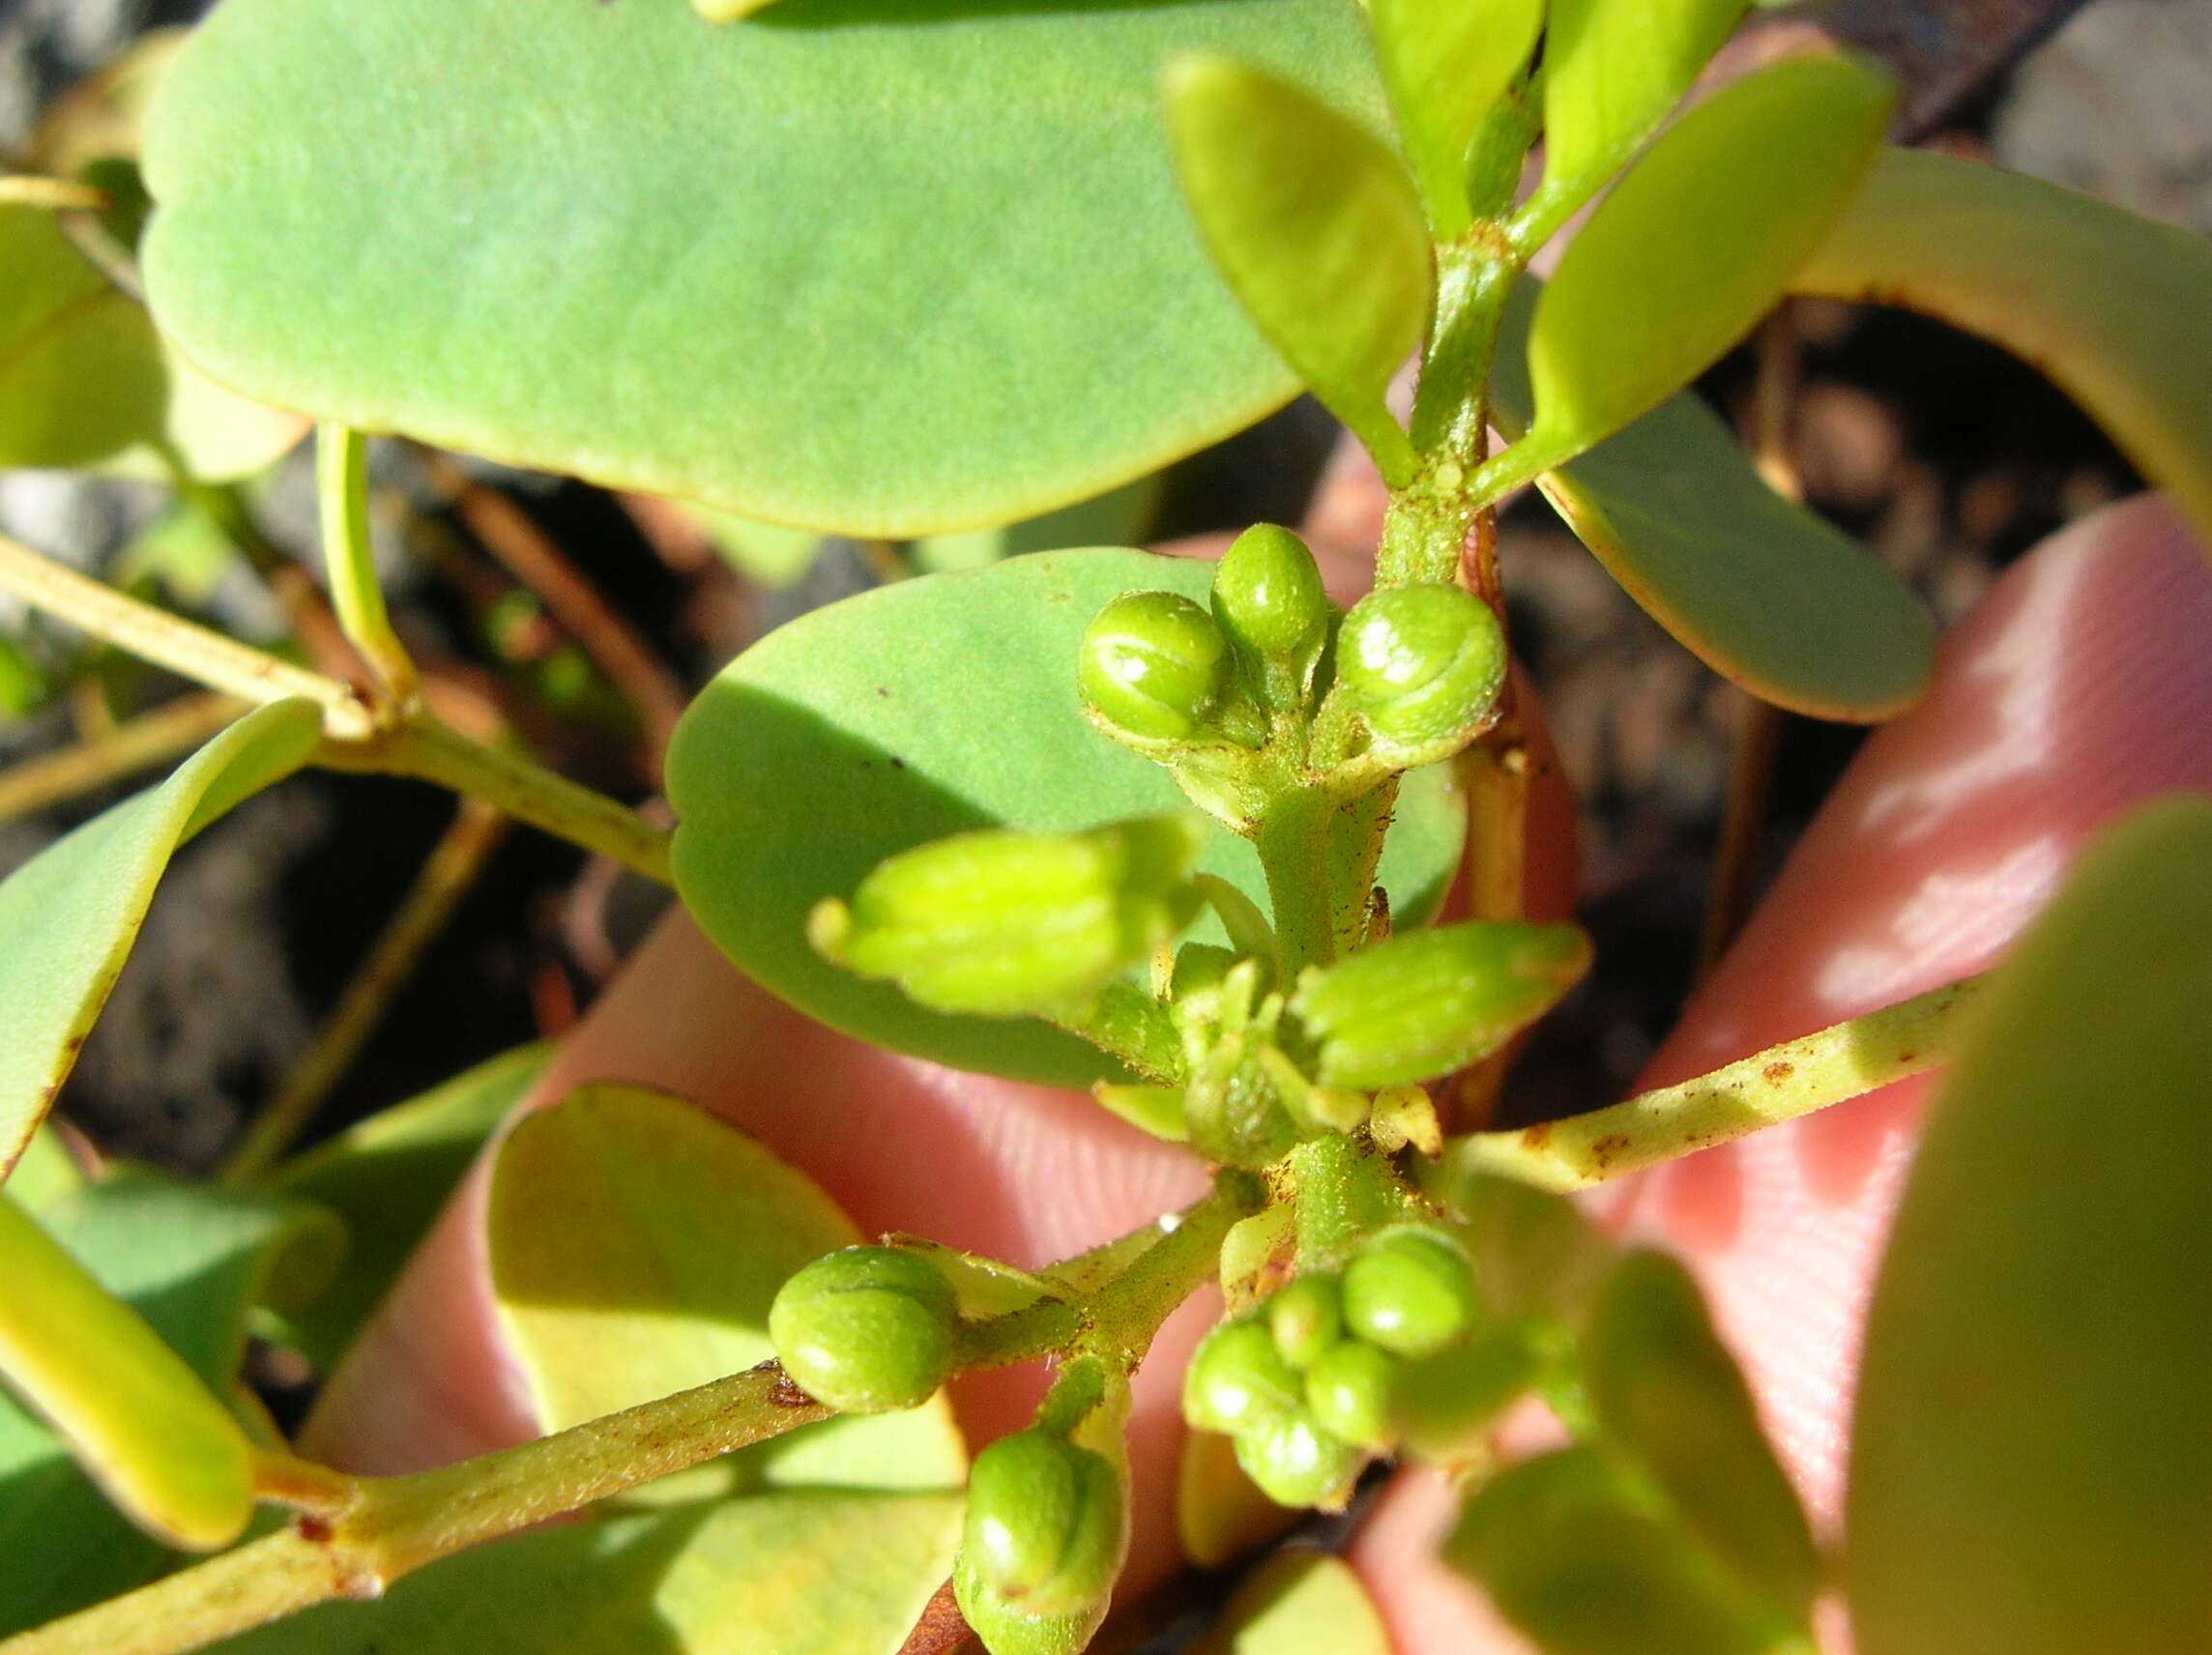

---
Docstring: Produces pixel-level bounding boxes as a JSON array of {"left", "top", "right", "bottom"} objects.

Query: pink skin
[{"left": 305, "top": 494, "right": 2212, "bottom": 1645}]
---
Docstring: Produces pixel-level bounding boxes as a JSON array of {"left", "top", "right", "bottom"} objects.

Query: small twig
[
  {"left": 0, "top": 175, "right": 109, "bottom": 211},
  {"left": 0, "top": 691, "right": 246, "bottom": 827},
  {"left": 1450, "top": 973, "right": 1988, "bottom": 1191},
  {"left": 1701, "top": 305, "right": 1802, "bottom": 978},
  {"left": 218, "top": 797, "right": 510, "bottom": 1184},
  {"left": 0, "top": 532, "right": 671, "bottom": 882},
  {"left": 0, "top": 1364, "right": 830, "bottom": 1655},
  {"left": 420, "top": 452, "right": 686, "bottom": 769},
  {"left": 0, "top": 531, "right": 370, "bottom": 737}
]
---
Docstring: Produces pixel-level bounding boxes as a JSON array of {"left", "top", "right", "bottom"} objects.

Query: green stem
[
  {"left": 0, "top": 531, "right": 672, "bottom": 884},
  {"left": 317, "top": 424, "right": 421, "bottom": 707},
  {"left": 974, "top": 1171, "right": 1266, "bottom": 1369},
  {"left": 0, "top": 1365, "right": 829, "bottom": 1655},
  {"left": 1288, "top": 1133, "right": 1410, "bottom": 1272},
  {"left": 1253, "top": 780, "right": 1395, "bottom": 976},
  {"left": 1450, "top": 974, "right": 1990, "bottom": 1191},
  {"left": 321, "top": 717, "right": 671, "bottom": 886},
  {"left": 1410, "top": 242, "right": 1516, "bottom": 467},
  {"left": 0, "top": 175, "right": 108, "bottom": 210}
]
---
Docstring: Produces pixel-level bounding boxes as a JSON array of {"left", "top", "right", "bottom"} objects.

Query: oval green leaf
[
  {"left": 140, "top": 0, "right": 1385, "bottom": 537},
  {"left": 0, "top": 699, "right": 322, "bottom": 1182},
  {"left": 214, "top": 1491, "right": 966, "bottom": 1655},
  {"left": 1583, "top": 1251, "right": 1816, "bottom": 1620},
  {"left": 1524, "top": 54, "right": 1895, "bottom": 475},
  {"left": 1199, "top": 1550, "right": 1392, "bottom": 1655},
  {"left": 1793, "top": 145, "right": 2212, "bottom": 560},
  {"left": 0, "top": 203, "right": 166, "bottom": 470},
  {"left": 0, "top": 1175, "right": 341, "bottom": 1635},
  {"left": 666, "top": 549, "right": 1465, "bottom": 1088},
  {"left": 1165, "top": 55, "right": 1430, "bottom": 479},
  {"left": 1487, "top": 277, "right": 1936, "bottom": 720},
  {"left": 1536, "top": 0, "right": 1750, "bottom": 209},
  {"left": 1847, "top": 798, "right": 2212, "bottom": 1655},
  {"left": 1368, "top": 0, "right": 1542, "bottom": 237},
  {"left": 488, "top": 1084, "right": 966, "bottom": 1494},
  {"left": 1447, "top": 1445, "right": 1789, "bottom": 1655},
  {"left": 265, "top": 1042, "right": 550, "bottom": 1373}
]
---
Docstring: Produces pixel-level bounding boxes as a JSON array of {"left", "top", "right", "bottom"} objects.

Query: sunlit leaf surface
[
  {"left": 1489, "top": 282, "right": 1935, "bottom": 720},
  {"left": 0, "top": 700, "right": 321, "bottom": 1181},
  {"left": 667, "top": 551, "right": 1465, "bottom": 1087},
  {"left": 1848, "top": 798, "right": 2212, "bottom": 1655},
  {"left": 0, "top": 1176, "right": 341, "bottom": 1635},
  {"left": 1795, "top": 145, "right": 2212, "bottom": 559},
  {"left": 141, "top": 0, "right": 1385, "bottom": 537}
]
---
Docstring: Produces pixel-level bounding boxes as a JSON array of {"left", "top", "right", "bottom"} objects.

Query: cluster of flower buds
[
  {"left": 806, "top": 812, "right": 1207, "bottom": 1019},
  {"left": 1077, "top": 525, "right": 1509, "bottom": 808},
  {"left": 1182, "top": 1224, "right": 1483, "bottom": 1508}
]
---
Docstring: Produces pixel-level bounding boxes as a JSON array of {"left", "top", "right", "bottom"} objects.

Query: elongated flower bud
[
  {"left": 809, "top": 813, "right": 1207, "bottom": 1018},
  {"left": 1336, "top": 583, "right": 1505, "bottom": 759},
  {"left": 1079, "top": 590, "right": 1232, "bottom": 743},
  {"left": 963, "top": 1432, "right": 1127, "bottom": 1617},
  {"left": 768, "top": 1246, "right": 959, "bottom": 1414},
  {"left": 1292, "top": 919, "right": 1591, "bottom": 1089},
  {"left": 1212, "top": 523, "right": 1332, "bottom": 712}
]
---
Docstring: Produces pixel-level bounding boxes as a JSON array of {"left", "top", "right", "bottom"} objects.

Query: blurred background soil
[{"left": 2, "top": 0, "right": 2207, "bottom": 1173}]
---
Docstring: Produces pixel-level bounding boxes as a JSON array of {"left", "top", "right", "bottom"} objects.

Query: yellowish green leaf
[
  {"left": 1536, "top": 0, "right": 1750, "bottom": 210},
  {"left": 1793, "top": 145, "right": 2212, "bottom": 559},
  {"left": 1584, "top": 1252, "right": 1816, "bottom": 1620},
  {"left": 1848, "top": 798, "right": 2212, "bottom": 1655},
  {"left": 488, "top": 1084, "right": 966, "bottom": 1495},
  {"left": 265, "top": 1043, "right": 549, "bottom": 1372},
  {"left": 0, "top": 700, "right": 322, "bottom": 1183},
  {"left": 1521, "top": 54, "right": 1894, "bottom": 477},
  {"left": 1489, "top": 277, "right": 1935, "bottom": 722},
  {"left": 1197, "top": 1550, "right": 1392, "bottom": 1655},
  {"left": 1368, "top": 0, "right": 1543, "bottom": 236},
  {"left": 1167, "top": 56, "right": 1430, "bottom": 480},
  {"left": 215, "top": 1490, "right": 966, "bottom": 1655},
  {"left": 1177, "top": 1428, "right": 1296, "bottom": 1568}
]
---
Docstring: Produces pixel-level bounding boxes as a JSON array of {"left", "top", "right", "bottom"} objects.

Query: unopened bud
[
  {"left": 809, "top": 813, "right": 1207, "bottom": 1017},
  {"left": 768, "top": 1246, "right": 959, "bottom": 1414},
  {"left": 1211, "top": 523, "right": 1332, "bottom": 712},
  {"left": 1079, "top": 590, "right": 1232, "bottom": 743},
  {"left": 1292, "top": 920, "right": 1591, "bottom": 1089},
  {"left": 1336, "top": 584, "right": 1505, "bottom": 759}
]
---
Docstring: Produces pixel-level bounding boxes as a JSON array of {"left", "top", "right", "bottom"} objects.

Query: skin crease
[{"left": 305, "top": 491, "right": 2212, "bottom": 1649}]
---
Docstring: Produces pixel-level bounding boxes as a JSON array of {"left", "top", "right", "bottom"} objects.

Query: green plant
[{"left": 1, "top": 3, "right": 2208, "bottom": 1654}]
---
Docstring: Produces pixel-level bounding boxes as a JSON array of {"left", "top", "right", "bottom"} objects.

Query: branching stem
[
  {"left": 1449, "top": 973, "right": 1990, "bottom": 1191},
  {"left": 0, "top": 1365, "right": 829, "bottom": 1655},
  {"left": 0, "top": 531, "right": 671, "bottom": 884}
]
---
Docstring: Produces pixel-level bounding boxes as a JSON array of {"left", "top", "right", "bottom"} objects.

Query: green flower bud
[
  {"left": 809, "top": 813, "right": 1207, "bottom": 1018},
  {"left": 1183, "top": 1315, "right": 1300, "bottom": 1436},
  {"left": 1078, "top": 590, "right": 1231, "bottom": 742},
  {"left": 1291, "top": 919, "right": 1591, "bottom": 1089},
  {"left": 1266, "top": 1274, "right": 1345, "bottom": 1371},
  {"left": 1233, "top": 1407, "right": 1367, "bottom": 1510},
  {"left": 963, "top": 1431, "right": 1127, "bottom": 1617},
  {"left": 1342, "top": 1226, "right": 1480, "bottom": 1359},
  {"left": 768, "top": 1246, "right": 959, "bottom": 1414},
  {"left": 1211, "top": 523, "right": 1331, "bottom": 711},
  {"left": 1304, "top": 1337, "right": 1402, "bottom": 1451},
  {"left": 1335, "top": 584, "right": 1505, "bottom": 755}
]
